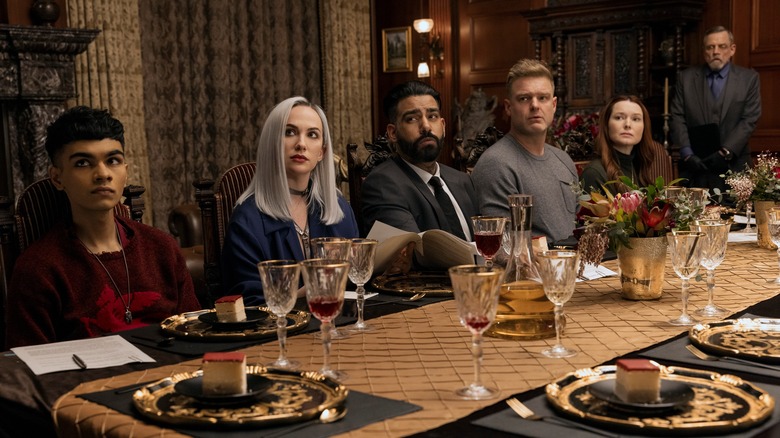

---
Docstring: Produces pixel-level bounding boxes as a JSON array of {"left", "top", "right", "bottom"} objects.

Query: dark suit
[
  {"left": 670, "top": 63, "right": 761, "bottom": 191},
  {"left": 360, "top": 155, "right": 479, "bottom": 238}
]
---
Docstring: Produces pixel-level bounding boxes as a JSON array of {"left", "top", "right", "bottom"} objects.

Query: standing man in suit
[
  {"left": 361, "top": 80, "right": 479, "bottom": 240},
  {"left": 671, "top": 25, "right": 762, "bottom": 193}
]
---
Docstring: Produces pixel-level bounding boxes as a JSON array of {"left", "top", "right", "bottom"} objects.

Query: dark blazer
[
  {"left": 360, "top": 155, "right": 479, "bottom": 237},
  {"left": 670, "top": 63, "right": 761, "bottom": 189},
  {"left": 221, "top": 194, "right": 358, "bottom": 304}
]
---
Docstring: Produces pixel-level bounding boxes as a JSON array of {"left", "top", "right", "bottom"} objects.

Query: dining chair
[
  {"left": 347, "top": 134, "right": 394, "bottom": 236},
  {"left": 193, "top": 162, "right": 256, "bottom": 308},
  {"left": 453, "top": 125, "right": 504, "bottom": 173},
  {"left": 649, "top": 140, "right": 676, "bottom": 183},
  {"left": 0, "top": 178, "right": 145, "bottom": 350}
]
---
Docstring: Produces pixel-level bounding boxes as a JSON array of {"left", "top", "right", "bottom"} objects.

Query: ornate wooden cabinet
[{"left": 522, "top": 0, "right": 706, "bottom": 144}]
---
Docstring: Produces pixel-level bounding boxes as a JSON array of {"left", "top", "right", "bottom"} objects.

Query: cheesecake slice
[
  {"left": 214, "top": 294, "right": 247, "bottom": 322},
  {"left": 201, "top": 352, "right": 247, "bottom": 395},
  {"left": 614, "top": 358, "right": 660, "bottom": 403}
]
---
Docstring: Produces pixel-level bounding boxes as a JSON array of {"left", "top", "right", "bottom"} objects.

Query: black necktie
[{"left": 429, "top": 176, "right": 467, "bottom": 240}]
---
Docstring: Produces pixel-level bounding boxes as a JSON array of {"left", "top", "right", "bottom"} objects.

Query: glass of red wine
[
  {"left": 471, "top": 216, "right": 507, "bottom": 268},
  {"left": 448, "top": 264, "right": 505, "bottom": 400},
  {"left": 300, "top": 258, "right": 350, "bottom": 381}
]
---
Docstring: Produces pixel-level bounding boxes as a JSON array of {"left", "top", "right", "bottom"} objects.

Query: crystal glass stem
[
  {"left": 355, "top": 285, "right": 367, "bottom": 329},
  {"left": 775, "top": 248, "right": 780, "bottom": 283},
  {"left": 485, "top": 258, "right": 494, "bottom": 269},
  {"left": 321, "top": 320, "right": 333, "bottom": 374},
  {"left": 744, "top": 201, "right": 753, "bottom": 232},
  {"left": 470, "top": 332, "right": 484, "bottom": 392},
  {"left": 553, "top": 304, "right": 564, "bottom": 349},
  {"left": 705, "top": 269, "right": 716, "bottom": 308},
  {"left": 276, "top": 314, "right": 289, "bottom": 365}
]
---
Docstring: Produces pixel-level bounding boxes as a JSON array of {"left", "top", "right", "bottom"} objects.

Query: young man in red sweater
[{"left": 5, "top": 106, "right": 201, "bottom": 348}]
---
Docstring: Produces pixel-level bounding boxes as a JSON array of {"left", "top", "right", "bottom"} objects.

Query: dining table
[{"left": 4, "top": 238, "right": 780, "bottom": 437}]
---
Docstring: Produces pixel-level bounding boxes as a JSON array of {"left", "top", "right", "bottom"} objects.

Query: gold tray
[
  {"left": 160, "top": 306, "right": 310, "bottom": 341},
  {"left": 134, "top": 366, "right": 348, "bottom": 429},
  {"left": 690, "top": 318, "right": 780, "bottom": 364},
  {"left": 371, "top": 271, "right": 452, "bottom": 296},
  {"left": 546, "top": 364, "right": 774, "bottom": 436}
]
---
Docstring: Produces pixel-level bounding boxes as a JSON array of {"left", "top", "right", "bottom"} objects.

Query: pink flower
[{"left": 616, "top": 192, "right": 643, "bottom": 214}]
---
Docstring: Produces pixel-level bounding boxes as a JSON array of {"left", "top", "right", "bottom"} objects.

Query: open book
[{"left": 366, "top": 221, "right": 478, "bottom": 275}]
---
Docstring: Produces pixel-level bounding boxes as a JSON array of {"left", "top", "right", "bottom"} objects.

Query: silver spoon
[{"left": 404, "top": 292, "right": 426, "bottom": 301}]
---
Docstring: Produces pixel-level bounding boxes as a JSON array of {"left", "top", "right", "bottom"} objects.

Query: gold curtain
[
  {"left": 66, "top": 0, "right": 153, "bottom": 224},
  {"left": 320, "top": 0, "right": 373, "bottom": 177}
]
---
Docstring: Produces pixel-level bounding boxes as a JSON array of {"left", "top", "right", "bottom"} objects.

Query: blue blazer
[{"left": 221, "top": 194, "right": 358, "bottom": 304}]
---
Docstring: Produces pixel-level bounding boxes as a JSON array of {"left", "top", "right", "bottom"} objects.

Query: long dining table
[{"left": 5, "top": 238, "right": 780, "bottom": 437}]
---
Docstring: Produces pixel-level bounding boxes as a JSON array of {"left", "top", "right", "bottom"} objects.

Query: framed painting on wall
[{"left": 382, "top": 26, "right": 412, "bottom": 73}]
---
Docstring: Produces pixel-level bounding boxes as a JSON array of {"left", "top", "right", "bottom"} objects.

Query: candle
[{"left": 663, "top": 77, "right": 669, "bottom": 115}]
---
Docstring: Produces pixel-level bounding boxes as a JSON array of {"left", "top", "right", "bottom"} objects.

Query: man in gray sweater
[{"left": 471, "top": 59, "right": 578, "bottom": 243}]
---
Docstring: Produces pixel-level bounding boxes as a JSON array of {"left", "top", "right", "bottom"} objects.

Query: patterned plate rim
[
  {"left": 689, "top": 318, "right": 780, "bottom": 364},
  {"left": 545, "top": 364, "right": 774, "bottom": 435},
  {"left": 370, "top": 271, "right": 452, "bottom": 296},
  {"left": 133, "top": 366, "right": 348, "bottom": 429},
  {"left": 160, "top": 306, "right": 310, "bottom": 341}
]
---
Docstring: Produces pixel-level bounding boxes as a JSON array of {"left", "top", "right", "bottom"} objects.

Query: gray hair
[
  {"left": 236, "top": 96, "right": 344, "bottom": 224},
  {"left": 704, "top": 25, "right": 734, "bottom": 44}
]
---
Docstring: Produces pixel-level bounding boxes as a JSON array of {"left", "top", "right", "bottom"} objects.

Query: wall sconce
[{"left": 413, "top": 18, "right": 443, "bottom": 79}]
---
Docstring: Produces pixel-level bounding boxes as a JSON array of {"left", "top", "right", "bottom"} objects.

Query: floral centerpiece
[
  {"left": 550, "top": 112, "right": 599, "bottom": 161},
  {"left": 576, "top": 176, "right": 691, "bottom": 300},
  {"left": 724, "top": 152, "right": 780, "bottom": 248}
]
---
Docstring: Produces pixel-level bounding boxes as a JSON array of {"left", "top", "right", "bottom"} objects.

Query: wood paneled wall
[{"left": 372, "top": 0, "right": 779, "bottom": 157}]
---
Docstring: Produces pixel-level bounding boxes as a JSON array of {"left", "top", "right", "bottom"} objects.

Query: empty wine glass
[
  {"left": 667, "top": 231, "right": 706, "bottom": 326},
  {"left": 310, "top": 237, "right": 352, "bottom": 340},
  {"left": 471, "top": 216, "right": 507, "bottom": 269},
  {"left": 536, "top": 250, "right": 580, "bottom": 358},
  {"left": 691, "top": 220, "right": 731, "bottom": 317},
  {"left": 767, "top": 208, "right": 780, "bottom": 284},
  {"left": 448, "top": 264, "right": 505, "bottom": 400},
  {"left": 347, "top": 238, "right": 378, "bottom": 333},
  {"left": 257, "top": 260, "right": 301, "bottom": 369},
  {"left": 301, "top": 258, "right": 350, "bottom": 381},
  {"left": 740, "top": 200, "right": 755, "bottom": 233}
]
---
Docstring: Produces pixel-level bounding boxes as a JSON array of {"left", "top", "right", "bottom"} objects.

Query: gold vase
[
  {"left": 755, "top": 200, "right": 780, "bottom": 250},
  {"left": 616, "top": 236, "right": 667, "bottom": 300}
]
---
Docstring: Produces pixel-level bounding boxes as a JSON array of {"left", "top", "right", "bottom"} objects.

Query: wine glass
[
  {"left": 767, "top": 208, "right": 780, "bottom": 284},
  {"left": 536, "top": 250, "right": 580, "bottom": 358},
  {"left": 310, "top": 237, "right": 352, "bottom": 340},
  {"left": 740, "top": 200, "right": 755, "bottom": 233},
  {"left": 448, "top": 264, "right": 505, "bottom": 400},
  {"left": 257, "top": 260, "right": 301, "bottom": 369},
  {"left": 690, "top": 220, "right": 731, "bottom": 317},
  {"left": 667, "top": 231, "right": 706, "bottom": 326},
  {"left": 471, "top": 216, "right": 507, "bottom": 269},
  {"left": 346, "top": 238, "right": 378, "bottom": 333},
  {"left": 300, "top": 258, "right": 350, "bottom": 380}
]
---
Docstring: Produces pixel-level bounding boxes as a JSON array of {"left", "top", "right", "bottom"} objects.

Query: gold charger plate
[
  {"left": 690, "top": 318, "right": 780, "bottom": 364},
  {"left": 134, "top": 366, "right": 348, "bottom": 429},
  {"left": 370, "top": 271, "right": 452, "bottom": 296},
  {"left": 546, "top": 364, "right": 774, "bottom": 436},
  {"left": 160, "top": 306, "right": 310, "bottom": 341}
]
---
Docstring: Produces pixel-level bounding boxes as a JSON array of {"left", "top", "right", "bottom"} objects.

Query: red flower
[{"left": 640, "top": 201, "right": 672, "bottom": 231}]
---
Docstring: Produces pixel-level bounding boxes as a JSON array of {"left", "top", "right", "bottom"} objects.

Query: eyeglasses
[{"left": 704, "top": 44, "right": 732, "bottom": 52}]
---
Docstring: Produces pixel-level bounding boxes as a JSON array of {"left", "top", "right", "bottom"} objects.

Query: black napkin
[
  {"left": 79, "top": 384, "right": 420, "bottom": 438},
  {"left": 472, "top": 381, "right": 780, "bottom": 437},
  {"left": 120, "top": 324, "right": 264, "bottom": 356}
]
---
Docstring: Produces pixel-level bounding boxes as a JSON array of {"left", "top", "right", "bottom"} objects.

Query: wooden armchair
[
  {"left": 453, "top": 126, "right": 504, "bottom": 173},
  {"left": 193, "top": 162, "right": 256, "bottom": 308},
  {"left": 346, "top": 134, "right": 394, "bottom": 236},
  {"left": 0, "top": 179, "right": 144, "bottom": 350}
]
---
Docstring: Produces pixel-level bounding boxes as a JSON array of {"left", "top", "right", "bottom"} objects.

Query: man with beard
[
  {"left": 471, "top": 59, "right": 578, "bottom": 243},
  {"left": 671, "top": 25, "right": 761, "bottom": 193},
  {"left": 360, "top": 80, "right": 478, "bottom": 240}
]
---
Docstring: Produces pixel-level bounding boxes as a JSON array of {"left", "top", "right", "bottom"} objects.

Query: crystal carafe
[{"left": 484, "top": 194, "right": 555, "bottom": 340}]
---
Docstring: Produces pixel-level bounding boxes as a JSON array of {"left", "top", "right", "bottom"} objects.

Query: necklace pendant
[{"left": 125, "top": 309, "right": 133, "bottom": 324}]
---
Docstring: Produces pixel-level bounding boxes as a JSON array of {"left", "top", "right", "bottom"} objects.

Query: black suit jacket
[
  {"left": 670, "top": 63, "right": 761, "bottom": 190},
  {"left": 360, "top": 156, "right": 479, "bottom": 238}
]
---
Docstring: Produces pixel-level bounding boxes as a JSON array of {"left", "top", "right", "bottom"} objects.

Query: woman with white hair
[{"left": 221, "top": 97, "right": 358, "bottom": 304}]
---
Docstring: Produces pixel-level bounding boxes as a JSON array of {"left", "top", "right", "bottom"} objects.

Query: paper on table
[
  {"left": 344, "top": 290, "right": 378, "bottom": 300},
  {"left": 734, "top": 215, "right": 756, "bottom": 225},
  {"left": 11, "top": 335, "right": 155, "bottom": 375},
  {"left": 576, "top": 263, "right": 618, "bottom": 281},
  {"left": 729, "top": 232, "right": 757, "bottom": 243}
]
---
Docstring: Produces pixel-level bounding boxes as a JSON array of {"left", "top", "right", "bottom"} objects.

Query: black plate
[
  {"left": 589, "top": 379, "right": 695, "bottom": 413},
  {"left": 197, "top": 309, "right": 269, "bottom": 330},
  {"left": 174, "top": 374, "right": 273, "bottom": 405}
]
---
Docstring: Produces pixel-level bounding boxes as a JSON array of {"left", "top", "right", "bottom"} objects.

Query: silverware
[
  {"left": 506, "top": 397, "right": 619, "bottom": 438},
  {"left": 404, "top": 292, "right": 426, "bottom": 301},
  {"left": 686, "top": 344, "right": 780, "bottom": 372},
  {"left": 131, "top": 335, "right": 175, "bottom": 347},
  {"left": 264, "top": 405, "right": 347, "bottom": 438}
]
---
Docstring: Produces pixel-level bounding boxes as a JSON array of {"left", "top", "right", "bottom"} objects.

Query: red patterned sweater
[{"left": 6, "top": 216, "right": 201, "bottom": 348}]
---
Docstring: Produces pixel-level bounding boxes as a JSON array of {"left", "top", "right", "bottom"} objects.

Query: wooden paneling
[{"left": 1, "top": 0, "right": 67, "bottom": 27}]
